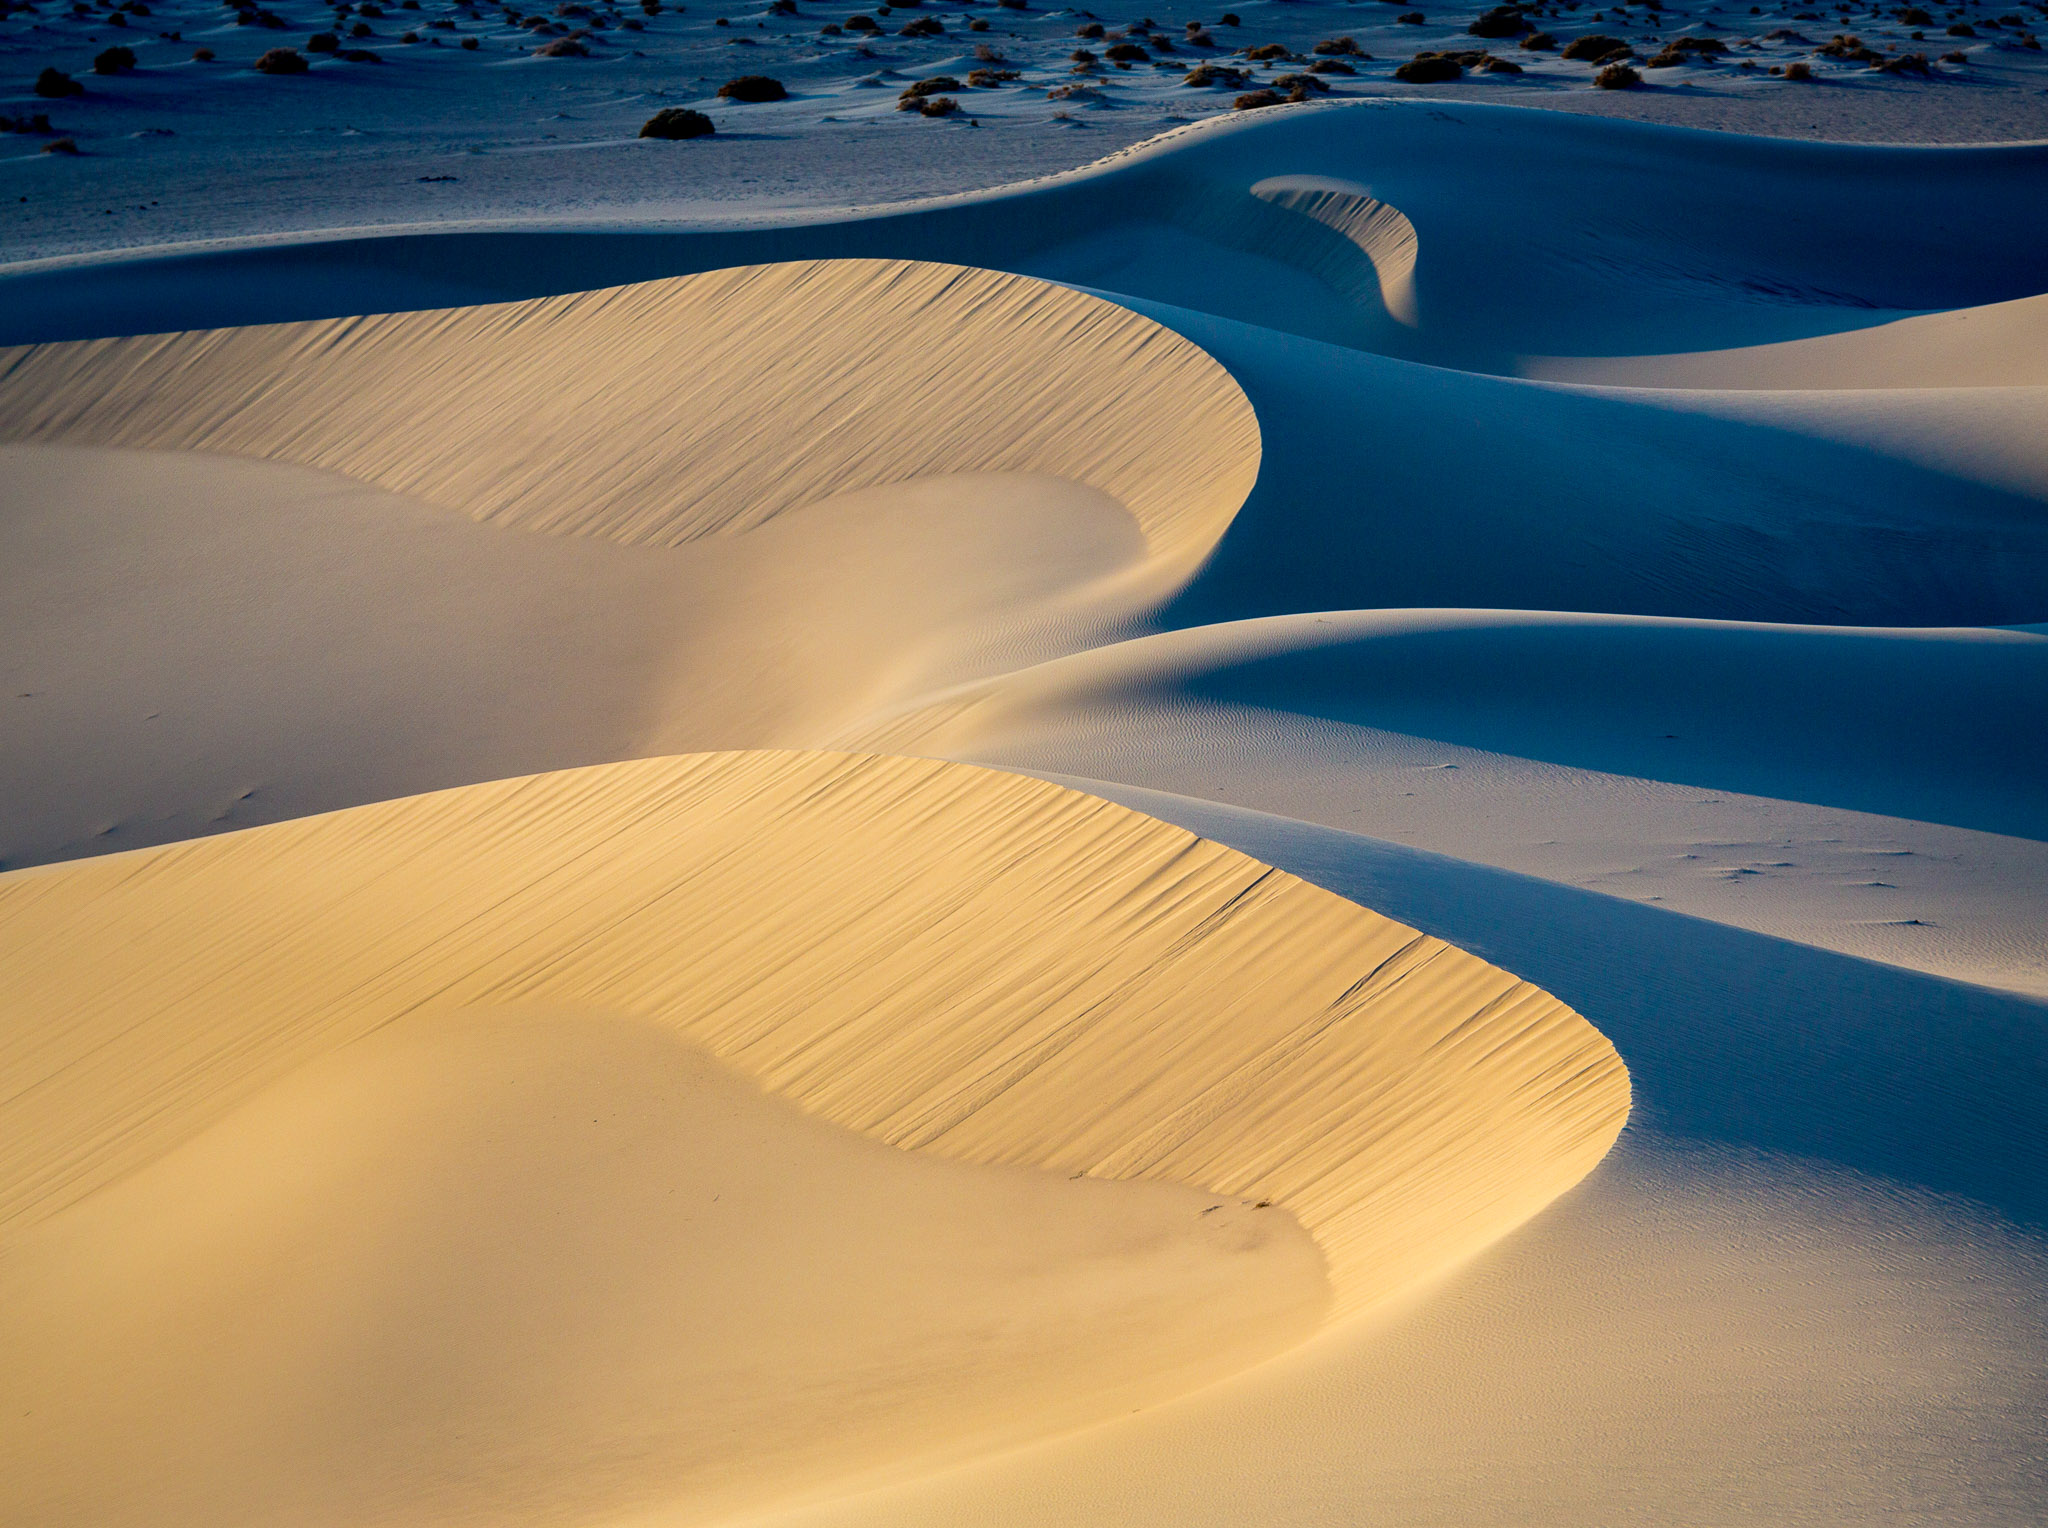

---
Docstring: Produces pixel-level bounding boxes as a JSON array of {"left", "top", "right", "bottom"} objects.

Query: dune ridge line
[
  {"left": 0, "top": 258, "right": 1260, "bottom": 572},
  {"left": 0, "top": 749, "right": 1628, "bottom": 1318}
]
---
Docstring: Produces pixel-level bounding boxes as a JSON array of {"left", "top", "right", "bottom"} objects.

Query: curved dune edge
[
  {"left": 1522, "top": 289, "right": 2048, "bottom": 390},
  {"left": 0, "top": 749, "right": 1627, "bottom": 1318},
  {"left": 0, "top": 259, "right": 1259, "bottom": 571}
]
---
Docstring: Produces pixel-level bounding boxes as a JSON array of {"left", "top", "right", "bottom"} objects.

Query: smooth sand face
[
  {"left": 0, "top": 444, "right": 1145, "bottom": 868},
  {"left": 2, "top": 1008, "right": 1328, "bottom": 1528}
]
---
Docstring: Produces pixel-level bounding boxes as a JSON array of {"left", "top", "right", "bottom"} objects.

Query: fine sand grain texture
[{"left": 0, "top": 750, "right": 1628, "bottom": 1528}]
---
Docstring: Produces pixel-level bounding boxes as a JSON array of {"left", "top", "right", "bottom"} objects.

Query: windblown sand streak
[
  {"left": 0, "top": 259, "right": 1259, "bottom": 567},
  {"left": 0, "top": 749, "right": 1627, "bottom": 1316}
]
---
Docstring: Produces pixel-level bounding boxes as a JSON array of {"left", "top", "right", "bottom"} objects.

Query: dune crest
[
  {"left": 0, "top": 259, "right": 1259, "bottom": 573},
  {"left": 0, "top": 750, "right": 1627, "bottom": 1320},
  {"left": 1248, "top": 176, "right": 1421, "bottom": 326}
]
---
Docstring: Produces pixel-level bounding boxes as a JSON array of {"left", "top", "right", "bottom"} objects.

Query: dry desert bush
[
  {"left": 1560, "top": 31, "right": 1627, "bottom": 57},
  {"left": 640, "top": 105, "right": 713, "bottom": 136}
]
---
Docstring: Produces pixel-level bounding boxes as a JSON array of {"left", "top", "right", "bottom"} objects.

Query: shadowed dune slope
[
  {"left": 3, "top": 104, "right": 2045, "bottom": 381},
  {"left": 0, "top": 750, "right": 1627, "bottom": 1319},
  {"left": 868, "top": 611, "right": 2048, "bottom": 843},
  {"left": 0, "top": 259, "right": 1259, "bottom": 572}
]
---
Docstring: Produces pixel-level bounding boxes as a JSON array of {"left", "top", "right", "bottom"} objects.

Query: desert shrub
[
  {"left": 1897, "top": 4, "right": 1930, "bottom": 20},
  {"left": 1043, "top": 79, "right": 1097, "bottom": 97},
  {"left": 1559, "top": 31, "right": 1625, "bottom": 56},
  {"left": 897, "top": 72, "right": 959, "bottom": 97},
  {"left": 307, "top": 29, "right": 339, "bottom": 48},
  {"left": 1648, "top": 35, "right": 1725, "bottom": 63},
  {"left": 640, "top": 104, "right": 712, "bottom": 134},
  {"left": 1312, "top": 33, "right": 1360, "bottom": 52},
  {"left": 254, "top": 45, "right": 308, "bottom": 70},
  {"left": 997, "top": 0, "right": 1025, "bottom": 10},
  {"left": 1520, "top": 28, "right": 1555, "bottom": 45},
  {"left": 972, "top": 40, "right": 1001, "bottom": 59},
  {"left": 1469, "top": 3, "right": 1529, "bottom": 35},
  {"left": 1232, "top": 85, "right": 1282, "bottom": 106},
  {"left": 534, "top": 33, "right": 584, "bottom": 50},
  {"left": 1817, "top": 32, "right": 1879, "bottom": 56},
  {"left": 1762, "top": 27, "right": 1808, "bottom": 39},
  {"left": 966, "top": 65, "right": 1017, "bottom": 83},
  {"left": 42, "top": 134, "right": 79, "bottom": 152},
  {"left": 844, "top": 12, "right": 875, "bottom": 27},
  {"left": 1074, "top": 19, "right": 1101, "bottom": 35},
  {"left": 1876, "top": 47, "right": 1930, "bottom": 68},
  {"left": 342, "top": 45, "right": 382, "bottom": 57},
  {"left": 1270, "top": 69, "right": 1326, "bottom": 89},
  {"left": 1394, "top": 50, "right": 1463, "bottom": 78},
  {"left": 1105, "top": 40, "right": 1147, "bottom": 59},
  {"left": 461, "top": 33, "right": 478, "bottom": 44},
  {"left": 769, "top": 0, "right": 794, "bottom": 12},
  {"left": 1482, "top": 52, "right": 1522, "bottom": 69},
  {"left": 717, "top": 72, "right": 784, "bottom": 97},
  {"left": 1594, "top": 59, "right": 1640, "bottom": 83},
  {"left": 1184, "top": 25, "right": 1212, "bottom": 43},
  {"left": 897, "top": 14, "right": 940, "bottom": 33},
  {"left": 1219, "top": 11, "right": 1239, "bottom": 24},
  {"left": 1245, "top": 40, "right": 1290, "bottom": 58},
  {"left": 968, "top": 17, "right": 988, "bottom": 28},
  {"left": 1396, "top": 11, "right": 1424, "bottom": 22},
  {"left": 350, "top": 19, "right": 371, "bottom": 33},
  {"left": 93, "top": 43, "right": 137, "bottom": 70},
  {"left": 1783, "top": 57, "right": 1812, "bottom": 75},
  {"left": 914, "top": 93, "right": 955, "bottom": 113},
  {"left": 1182, "top": 60, "right": 1247, "bottom": 84},
  {"left": 1945, "top": 20, "right": 1975, "bottom": 34},
  {"left": 0, "top": 110, "right": 53, "bottom": 130},
  {"left": 1939, "top": 47, "right": 1965, "bottom": 60},
  {"left": 1310, "top": 56, "right": 1356, "bottom": 70},
  {"left": 35, "top": 65, "right": 85, "bottom": 96},
  {"left": 192, "top": 44, "right": 215, "bottom": 58}
]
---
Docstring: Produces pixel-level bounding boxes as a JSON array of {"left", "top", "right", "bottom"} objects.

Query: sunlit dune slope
[
  {"left": 0, "top": 749, "right": 1627, "bottom": 1315},
  {"left": 0, "top": 258, "right": 1258, "bottom": 573},
  {"left": 1, "top": 1009, "right": 1330, "bottom": 1528}
]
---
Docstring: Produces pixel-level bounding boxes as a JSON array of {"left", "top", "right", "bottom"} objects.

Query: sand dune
[
  {"left": 1, "top": 96, "right": 2043, "bottom": 1528},
  {"left": 4, "top": 1008, "right": 1327, "bottom": 1528},
  {"left": 0, "top": 445, "right": 1147, "bottom": 867},
  {"left": 0, "top": 751, "right": 1626, "bottom": 1526},
  {"left": 6, "top": 103, "right": 2047, "bottom": 379},
  {"left": 1527, "top": 289, "right": 2048, "bottom": 390},
  {"left": 0, "top": 259, "right": 1256, "bottom": 572},
  {"left": 874, "top": 610, "right": 2048, "bottom": 841}
]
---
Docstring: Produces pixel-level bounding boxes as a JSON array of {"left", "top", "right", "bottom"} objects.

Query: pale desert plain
[{"left": 1, "top": 0, "right": 2046, "bottom": 1521}]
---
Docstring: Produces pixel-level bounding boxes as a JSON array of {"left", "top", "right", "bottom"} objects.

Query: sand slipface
[{"left": 0, "top": 750, "right": 1628, "bottom": 1526}]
